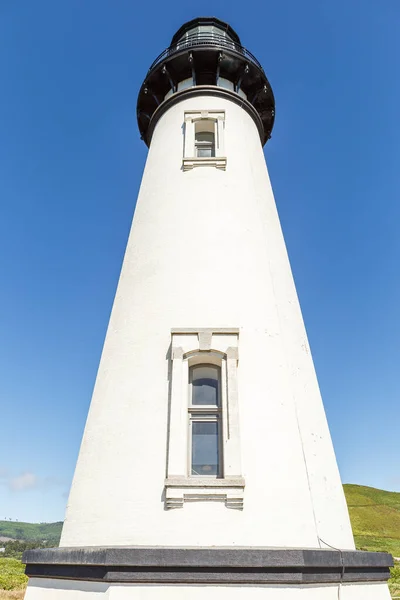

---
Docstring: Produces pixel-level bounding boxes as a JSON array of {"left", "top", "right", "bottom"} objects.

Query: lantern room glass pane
[
  {"left": 191, "top": 420, "right": 219, "bottom": 476},
  {"left": 191, "top": 365, "right": 219, "bottom": 406}
]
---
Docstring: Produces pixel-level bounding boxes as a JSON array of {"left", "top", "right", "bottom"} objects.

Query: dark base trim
[{"left": 23, "top": 546, "right": 393, "bottom": 585}]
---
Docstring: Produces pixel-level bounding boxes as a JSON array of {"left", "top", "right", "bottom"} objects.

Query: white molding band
[
  {"left": 167, "top": 346, "right": 186, "bottom": 476},
  {"left": 171, "top": 328, "right": 240, "bottom": 334},
  {"left": 225, "top": 347, "right": 242, "bottom": 477},
  {"left": 182, "top": 156, "right": 227, "bottom": 171},
  {"left": 165, "top": 477, "right": 246, "bottom": 510}
]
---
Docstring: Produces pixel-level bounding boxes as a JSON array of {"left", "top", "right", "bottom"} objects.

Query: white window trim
[
  {"left": 183, "top": 110, "right": 227, "bottom": 171},
  {"left": 165, "top": 328, "right": 244, "bottom": 510}
]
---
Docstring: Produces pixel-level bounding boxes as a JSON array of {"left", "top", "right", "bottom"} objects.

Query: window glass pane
[
  {"left": 191, "top": 421, "right": 219, "bottom": 476},
  {"left": 195, "top": 131, "right": 215, "bottom": 157},
  {"left": 197, "top": 146, "right": 213, "bottom": 158},
  {"left": 191, "top": 365, "right": 219, "bottom": 405},
  {"left": 195, "top": 131, "right": 214, "bottom": 144}
]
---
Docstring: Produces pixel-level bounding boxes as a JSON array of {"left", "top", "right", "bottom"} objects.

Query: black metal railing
[{"left": 148, "top": 33, "right": 264, "bottom": 74}]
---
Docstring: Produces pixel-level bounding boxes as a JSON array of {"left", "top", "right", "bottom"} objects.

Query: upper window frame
[{"left": 183, "top": 110, "right": 227, "bottom": 171}]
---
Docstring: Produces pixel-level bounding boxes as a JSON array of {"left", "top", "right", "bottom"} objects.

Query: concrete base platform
[
  {"left": 23, "top": 546, "right": 393, "bottom": 599},
  {"left": 24, "top": 580, "right": 392, "bottom": 600}
]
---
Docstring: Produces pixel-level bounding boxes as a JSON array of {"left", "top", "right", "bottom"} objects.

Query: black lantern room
[{"left": 137, "top": 17, "right": 275, "bottom": 146}]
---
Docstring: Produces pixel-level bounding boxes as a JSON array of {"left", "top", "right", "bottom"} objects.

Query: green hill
[
  {"left": 0, "top": 521, "right": 62, "bottom": 545},
  {"left": 343, "top": 484, "right": 400, "bottom": 557}
]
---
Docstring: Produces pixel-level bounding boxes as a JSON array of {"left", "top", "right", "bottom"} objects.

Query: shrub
[{"left": 0, "top": 558, "right": 27, "bottom": 591}]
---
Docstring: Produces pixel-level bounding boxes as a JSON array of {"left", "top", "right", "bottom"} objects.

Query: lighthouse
[{"left": 24, "top": 17, "right": 392, "bottom": 599}]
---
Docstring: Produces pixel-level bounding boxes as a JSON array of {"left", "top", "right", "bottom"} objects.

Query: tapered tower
[{"left": 24, "top": 17, "right": 392, "bottom": 599}]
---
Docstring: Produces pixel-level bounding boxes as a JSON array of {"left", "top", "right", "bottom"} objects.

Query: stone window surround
[
  {"left": 182, "top": 110, "right": 227, "bottom": 171},
  {"left": 165, "top": 327, "right": 244, "bottom": 509}
]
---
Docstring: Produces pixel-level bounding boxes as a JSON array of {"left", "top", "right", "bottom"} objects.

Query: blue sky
[{"left": 0, "top": 0, "right": 399, "bottom": 523}]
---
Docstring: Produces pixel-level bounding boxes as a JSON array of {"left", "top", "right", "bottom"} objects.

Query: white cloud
[
  {"left": 9, "top": 472, "right": 38, "bottom": 492},
  {"left": 2, "top": 470, "right": 65, "bottom": 493}
]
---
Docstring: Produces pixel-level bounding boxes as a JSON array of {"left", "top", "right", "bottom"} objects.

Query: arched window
[
  {"left": 189, "top": 364, "right": 221, "bottom": 477},
  {"left": 194, "top": 120, "right": 215, "bottom": 158},
  {"left": 165, "top": 328, "right": 243, "bottom": 509}
]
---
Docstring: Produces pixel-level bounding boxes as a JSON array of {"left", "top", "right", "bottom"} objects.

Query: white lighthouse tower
[{"left": 24, "top": 17, "right": 392, "bottom": 600}]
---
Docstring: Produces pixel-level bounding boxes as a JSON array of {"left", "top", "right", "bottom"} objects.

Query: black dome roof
[{"left": 170, "top": 17, "right": 241, "bottom": 46}]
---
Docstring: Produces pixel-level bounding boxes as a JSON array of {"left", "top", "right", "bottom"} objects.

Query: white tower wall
[{"left": 60, "top": 94, "right": 354, "bottom": 550}]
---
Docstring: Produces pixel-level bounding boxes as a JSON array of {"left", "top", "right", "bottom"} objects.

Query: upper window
[
  {"left": 195, "top": 132, "right": 215, "bottom": 157},
  {"left": 195, "top": 121, "right": 215, "bottom": 158},
  {"left": 189, "top": 364, "right": 221, "bottom": 477},
  {"left": 183, "top": 110, "right": 227, "bottom": 171}
]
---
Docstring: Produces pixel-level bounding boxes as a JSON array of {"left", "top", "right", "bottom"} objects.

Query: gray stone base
[{"left": 23, "top": 546, "right": 393, "bottom": 585}]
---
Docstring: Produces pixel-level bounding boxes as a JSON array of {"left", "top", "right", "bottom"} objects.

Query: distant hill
[
  {"left": 343, "top": 484, "right": 400, "bottom": 557},
  {"left": 0, "top": 521, "right": 62, "bottom": 545}
]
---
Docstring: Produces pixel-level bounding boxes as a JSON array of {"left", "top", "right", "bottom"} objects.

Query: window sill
[
  {"left": 164, "top": 476, "right": 245, "bottom": 510},
  {"left": 182, "top": 157, "right": 227, "bottom": 171}
]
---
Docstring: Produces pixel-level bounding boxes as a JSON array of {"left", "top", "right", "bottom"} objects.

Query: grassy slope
[
  {"left": 0, "top": 559, "right": 27, "bottom": 591},
  {"left": 343, "top": 484, "right": 400, "bottom": 557},
  {"left": 0, "top": 522, "right": 62, "bottom": 544},
  {"left": 390, "top": 564, "right": 400, "bottom": 598}
]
